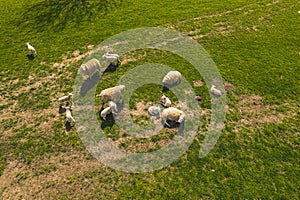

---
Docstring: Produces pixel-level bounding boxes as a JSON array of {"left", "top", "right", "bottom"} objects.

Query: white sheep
[
  {"left": 58, "top": 92, "right": 73, "bottom": 106},
  {"left": 108, "top": 101, "right": 118, "bottom": 115},
  {"left": 26, "top": 43, "right": 37, "bottom": 56},
  {"left": 97, "top": 85, "right": 125, "bottom": 103},
  {"left": 100, "top": 106, "right": 111, "bottom": 120},
  {"left": 102, "top": 52, "right": 120, "bottom": 66},
  {"left": 161, "top": 107, "right": 185, "bottom": 127},
  {"left": 148, "top": 106, "right": 161, "bottom": 117},
  {"left": 162, "top": 71, "right": 182, "bottom": 88},
  {"left": 210, "top": 85, "right": 222, "bottom": 96},
  {"left": 160, "top": 95, "right": 172, "bottom": 108},
  {"left": 101, "top": 101, "right": 118, "bottom": 120},
  {"left": 65, "top": 106, "right": 75, "bottom": 123},
  {"left": 80, "top": 58, "right": 100, "bottom": 80}
]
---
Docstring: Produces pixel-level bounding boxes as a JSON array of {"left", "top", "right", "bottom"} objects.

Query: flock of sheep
[{"left": 27, "top": 43, "right": 222, "bottom": 129}]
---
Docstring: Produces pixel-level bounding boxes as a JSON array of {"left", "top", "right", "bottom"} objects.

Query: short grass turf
[{"left": 0, "top": 0, "right": 299, "bottom": 199}]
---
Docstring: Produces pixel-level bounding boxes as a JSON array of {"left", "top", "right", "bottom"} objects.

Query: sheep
[
  {"left": 160, "top": 95, "right": 172, "bottom": 108},
  {"left": 65, "top": 106, "right": 75, "bottom": 123},
  {"left": 161, "top": 107, "right": 185, "bottom": 127},
  {"left": 80, "top": 58, "right": 100, "bottom": 80},
  {"left": 162, "top": 71, "right": 182, "bottom": 88},
  {"left": 100, "top": 106, "right": 111, "bottom": 120},
  {"left": 101, "top": 101, "right": 118, "bottom": 120},
  {"left": 26, "top": 43, "right": 37, "bottom": 56},
  {"left": 97, "top": 85, "right": 125, "bottom": 103},
  {"left": 108, "top": 101, "right": 118, "bottom": 115},
  {"left": 102, "top": 52, "right": 120, "bottom": 66},
  {"left": 58, "top": 92, "right": 73, "bottom": 106},
  {"left": 148, "top": 106, "right": 161, "bottom": 117},
  {"left": 210, "top": 85, "right": 222, "bottom": 96}
]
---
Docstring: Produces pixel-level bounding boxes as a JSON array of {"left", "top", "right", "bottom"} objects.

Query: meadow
[{"left": 0, "top": 0, "right": 299, "bottom": 199}]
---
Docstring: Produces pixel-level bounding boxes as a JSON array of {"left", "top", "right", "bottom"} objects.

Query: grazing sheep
[
  {"left": 26, "top": 43, "right": 37, "bottom": 56},
  {"left": 65, "top": 106, "right": 75, "bottom": 123},
  {"left": 100, "top": 106, "right": 112, "bottom": 120},
  {"left": 162, "top": 71, "right": 182, "bottom": 88},
  {"left": 97, "top": 85, "right": 125, "bottom": 103},
  {"left": 210, "top": 85, "right": 222, "bottom": 96},
  {"left": 58, "top": 92, "right": 73, "bottom": 106},
  {"left": 102, "top": 52, "right": 120, "bottom": 66},
  {"left": 148, "top": 106, "right": 161, "bottom": 118},
  {"left": 160, "top": 95, "right": 172, "bottom": 108},
  {"left": 101, "top": 101, "right": 118, "bottom": 120},
  {"left": 161, "top": 107, "right": 185, "bottom": 127},
  {"left": 108, "top": 101, "right": 118, "bottom": 115},
  {"left": 195, "top": 96, "right": 202, "bottom": 102},
  {"left": 80, "top": 58, "right": 100, "bottom": 80}
]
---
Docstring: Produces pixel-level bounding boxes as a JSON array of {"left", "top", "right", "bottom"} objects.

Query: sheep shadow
[
  {"left": 103, "top": 63, "right": 119, "bottom": 73},
  {"left": 26, "top": 54, "right": 35, "bottom": 60},
  {"left": 162, "top": 86, "right": 170, "bottom": 92},
  {"left": 163, "top": 121, "right": 185, "bottom": 136},
  {"left": 99, "top": 111, "right": 116, "bottom": 129},
  {"left": 65, "top": 121, "right": 74, "bottom": 132},
  {"left": 163, "top": 120, "right": 181, "bottom": 129},
  {"left": 58, "top": 106, "right": 66, "bottom": 114},
  {"left": 80, "top": 72, "right": 100, "bottom": 96}
]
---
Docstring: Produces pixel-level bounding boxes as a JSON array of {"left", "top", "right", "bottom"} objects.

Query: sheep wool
[
  {"left": 162, "top": 71, "right": 182, "bottom": 88},
  {"left": 65, "top": 106, "right": 75, "bottom": 123},
  {"left": 148, "top": 106, "right": 161, "bottom": 116},
  {"left": 58, "top": 92, "right": 73, "bottom": 105},
  {"left": 102, "top": 52, "right": 120, "bottom": 66},
  {"left": 210, "top": 85, "right": 222, "bottom": 96},
  {"left": 160, "top": 95, "right": 172, "bottom": 108},
  {"left": 108, "top": 101, "right": 118, "bottom": 115},
  {"left": 161, "top": 107, "right": 184, "bottom": 127},
  {"left": 101, "top": 106, "right": 112, "bottom": 120},
  {"left": 98, "top": 85, "right": 125, "bottom": 103},
  {"left": 26, "top": 43, "right": 37, "bottom": 55},
  {"left": 80, "top": 58, "right": 100, "bottom": 79}
]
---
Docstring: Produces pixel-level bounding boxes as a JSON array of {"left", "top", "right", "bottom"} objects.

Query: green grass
[{"left": 0, "top": 0, "right": 299, "bottom": 198}]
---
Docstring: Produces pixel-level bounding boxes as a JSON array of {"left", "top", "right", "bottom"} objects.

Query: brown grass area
[
  {"left": 227, "top": 94, "right": 298, "bottom": 135},
  {"left": 0, "top": 151, "right": 106, "bottom": 199}
]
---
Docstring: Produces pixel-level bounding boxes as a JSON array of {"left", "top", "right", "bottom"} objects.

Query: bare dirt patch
[
  {"left": 0, "top": 151, "right": 105, "bottom": 199},
  {"left": 193, "top": 80, "right": 204, "bottom": 87},
  {"left": 120, "top": 51, "right": 147, "bottom": 65},
  {"left": 224, "top": 82, "right": 236, "bottom": 91},
  {"left": 129, "top": 101, "right": 153, "bottom": 117},
  {"left": 237, "top": 94, "right": 297, "bottom": 126}
]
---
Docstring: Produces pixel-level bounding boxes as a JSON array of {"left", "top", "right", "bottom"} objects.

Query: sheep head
[{"left": 80, "top": 64, "right": 87, "bottom": 72}]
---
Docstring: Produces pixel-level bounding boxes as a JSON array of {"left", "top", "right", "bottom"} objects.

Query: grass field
[{"left": 0, "top": 0, "right": 299, "bottom": 199}]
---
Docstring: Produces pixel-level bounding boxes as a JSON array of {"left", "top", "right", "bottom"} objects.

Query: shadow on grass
[
  {"left": 17, "top": 0, "right": 122, "bottom": 32},
  {"left": 65, "top": 121, "right": 74, "bottom": 132},
  {"left": 103, "top": 63, "right": 119, "bottom": 73},
  {"left": 26, "top": 54, "right": 35, "bottom": 60},
  {"left": 163, "top": 120, "right": 184, "bottom": 136},
  {"left": 162, "top": 86, "right": 170, "bottom": 93},
  {"left": 58, "top": 105, "right": 66, "bottom": 114},
  {"left": 99, "top": 110, "right": 115, "bottom": 129},
  {"left": 80, "top": 72, "right": 100, "bottom": 96}
]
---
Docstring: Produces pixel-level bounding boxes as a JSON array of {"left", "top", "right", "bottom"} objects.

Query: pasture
[{"left": 0, "top": 0, "right": 299, "bottom": 199}]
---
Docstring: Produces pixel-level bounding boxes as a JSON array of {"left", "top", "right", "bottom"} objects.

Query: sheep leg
[
  {"left": 71, "top": 116, "right": 76, "bottom": 123},
  {"left": 162, "top": 117, "right": 170, "bottom": 127},
  {"left": 165, "top": 121, "right": 171, "bottom": 127}
]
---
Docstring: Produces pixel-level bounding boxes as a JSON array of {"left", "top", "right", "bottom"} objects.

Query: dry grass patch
[
  {"left": 236, "top": 94, "right": 297, "bottom": 126},
  {"left": 0, "top": 151, "right": 105, "bottom": 199}
]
